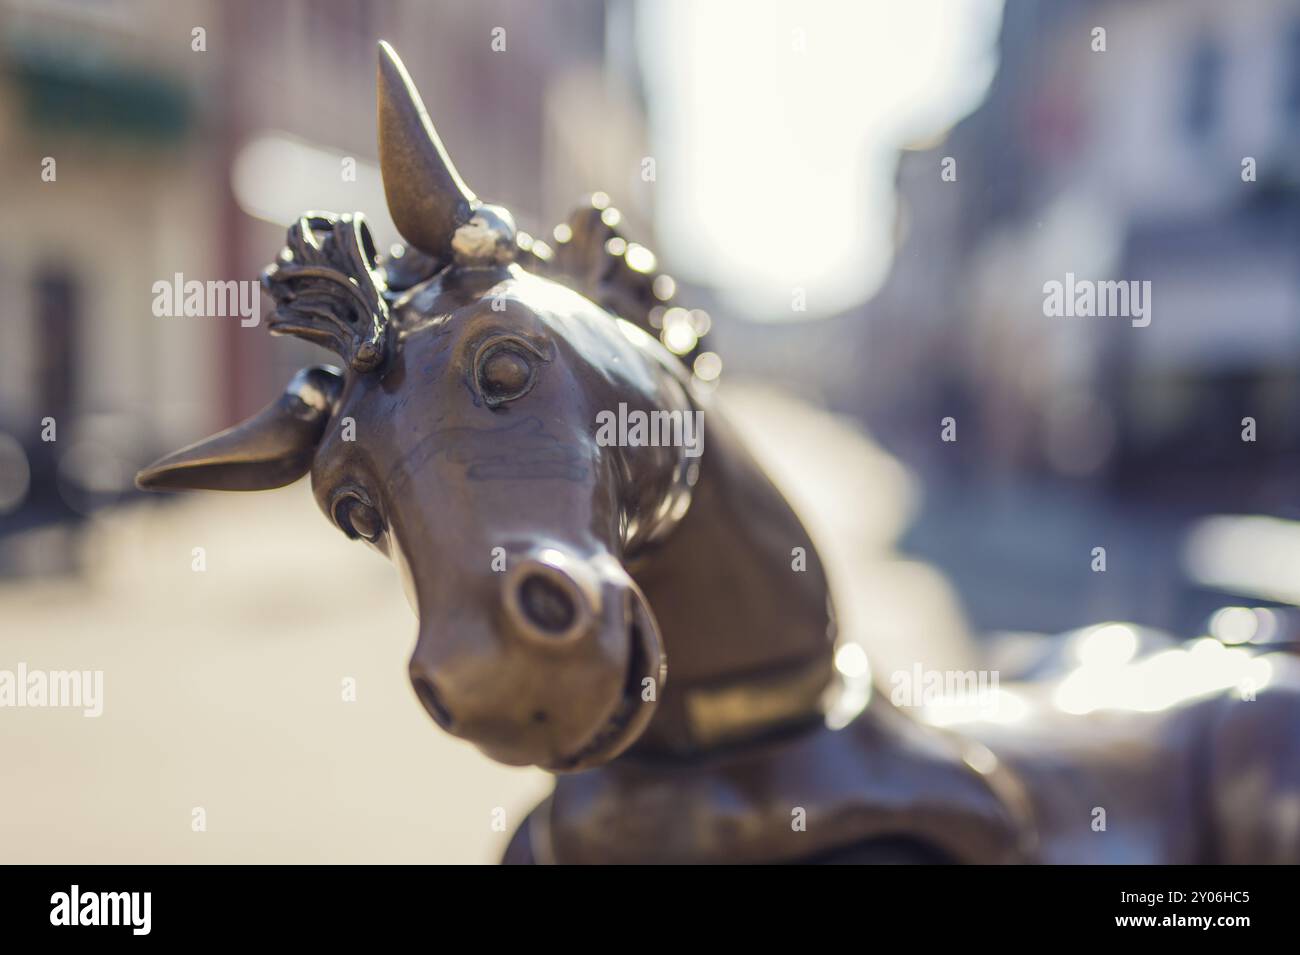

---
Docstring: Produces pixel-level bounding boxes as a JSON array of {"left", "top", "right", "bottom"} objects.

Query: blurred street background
[{"left": 3, "top": 0, "right": 1300, "bottom": 861}]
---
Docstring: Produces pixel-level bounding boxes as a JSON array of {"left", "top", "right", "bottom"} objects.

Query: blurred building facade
[
  {"left": 0, "top": 0, "right": 225, "bottom": 531},
  {"left": 871, "top": 0, "right": 1300, "bottom": 502}
]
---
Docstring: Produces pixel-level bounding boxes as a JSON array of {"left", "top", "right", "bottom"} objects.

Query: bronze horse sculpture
[{"left": 138, "top": 43, "right": 1300, "bottom": 863}]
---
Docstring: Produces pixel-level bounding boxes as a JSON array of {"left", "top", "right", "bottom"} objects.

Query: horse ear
[
  {"left": 136, "top": 366, "right": 343, "bottom": 492},
  {"left": 377, "top": 41, "right": 476, "bottom": 263}
]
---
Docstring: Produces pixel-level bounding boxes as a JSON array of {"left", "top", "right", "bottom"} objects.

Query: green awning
[{"left": 8, "top": 45, "right": 194, "bottom": 143}]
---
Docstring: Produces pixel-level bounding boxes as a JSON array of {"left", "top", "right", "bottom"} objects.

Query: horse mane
[{"left": 380, "top": 194, "right": 715, "bottom": 381}]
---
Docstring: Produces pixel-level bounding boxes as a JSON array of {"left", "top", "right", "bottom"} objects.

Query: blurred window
[
  {"left": 1286, "top": 23, "right": 1300, "bottom": 117},
  {"left": 1184, "top": 37, "right": 1221, "bottom": 139},
  {"left": 34, "top": 268, "right": 78, "bottom": 426}
]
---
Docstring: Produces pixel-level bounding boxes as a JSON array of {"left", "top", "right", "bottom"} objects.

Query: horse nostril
[
  {"left": 412, "top": 674, "right": 455, "bottom": 730},
  {"left": 517, "top": 572, "right": 577, "bottom": 635}
]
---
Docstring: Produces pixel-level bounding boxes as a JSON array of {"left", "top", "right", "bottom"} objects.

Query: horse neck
[{"left": 625, "top": 400, "right": 838, "bottom": 757}]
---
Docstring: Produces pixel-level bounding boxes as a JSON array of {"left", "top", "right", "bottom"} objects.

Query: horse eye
[
  {"left": 477, "top": 345, "right": 534, "bottom": 405},
  {"left": 333, "top": 494, "right": 383, "bottom": 542}
]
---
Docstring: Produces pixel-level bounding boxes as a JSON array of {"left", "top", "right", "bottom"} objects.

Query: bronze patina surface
[{"left": 139, "top": 43, "right": 1300, "bottom": 864}]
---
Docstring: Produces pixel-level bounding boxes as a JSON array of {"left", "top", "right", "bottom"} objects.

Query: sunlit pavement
[
  {"left": 0, "top": 486, "right": 550, "bottom": 863},
  {"left": 0, "top": 386, "right": 971, "bottom": 863}
]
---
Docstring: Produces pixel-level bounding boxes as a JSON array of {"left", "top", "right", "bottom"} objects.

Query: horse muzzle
[{"left": 408, "top": 545, "right": 666, "bottom": 772}]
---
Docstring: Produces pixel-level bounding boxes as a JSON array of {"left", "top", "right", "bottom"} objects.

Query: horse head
[{"left": 137, "top": 42, "right": 704, "bottom": 772}]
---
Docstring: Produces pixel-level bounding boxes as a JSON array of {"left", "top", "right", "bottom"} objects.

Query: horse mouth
[{"left": 551, "top": 616, "right": 663, "bottom": 772}]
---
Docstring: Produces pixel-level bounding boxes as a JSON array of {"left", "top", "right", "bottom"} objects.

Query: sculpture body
[{"left": 139, "top": 44, "right": 1300, "bottom": 864}]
